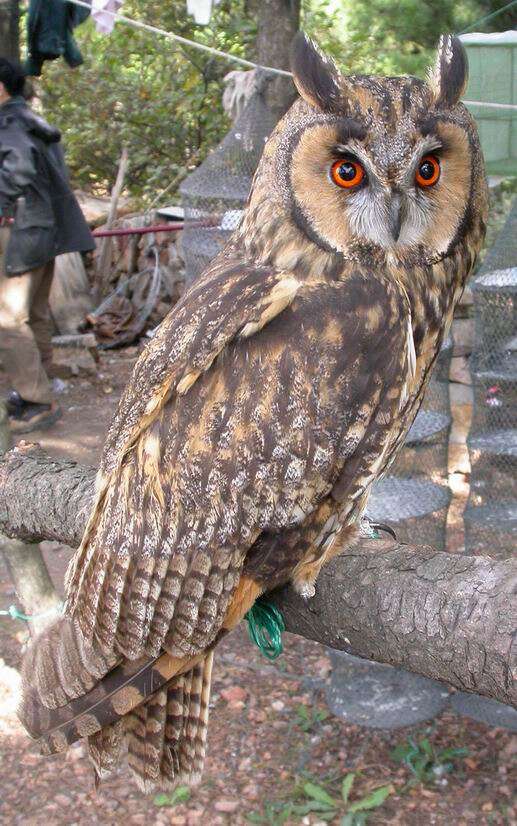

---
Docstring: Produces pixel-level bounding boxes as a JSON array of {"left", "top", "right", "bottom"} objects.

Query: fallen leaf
[{"left": 220, "top": 686, "right": 247, "bottom": 703}]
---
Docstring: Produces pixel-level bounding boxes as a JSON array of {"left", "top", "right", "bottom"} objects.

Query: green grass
[
  {"left": 390, "top": 735, "right": 469, "bottom": 787},
  {"left": 153, "top": 785, "right": 191, "bottom": 807},
  {"left": 247, "top": 772, "right": 394, "bottom": 825},
  {"left": 293, "top": 703, "right": 329, "bottom": 733}
]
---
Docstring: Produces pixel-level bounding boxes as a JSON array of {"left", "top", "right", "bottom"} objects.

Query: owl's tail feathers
[
  {"left": 17, "top": 615, "right": 214, "bottom": 792},
  {"left": 88, "top": 651, "right": 214, "bottom": 793},
  {"left": 18, "top": 614, "right": 119, "bottom": 739}
]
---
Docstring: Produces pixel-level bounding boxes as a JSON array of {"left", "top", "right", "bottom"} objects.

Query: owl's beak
[{"left": 388, "top": 193, "right": 403, "bottom": 242}]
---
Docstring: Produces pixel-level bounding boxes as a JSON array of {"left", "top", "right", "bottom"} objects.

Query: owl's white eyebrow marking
[
  {"left": 334, "top": 144, "right": 356, "bottom": 154},
  {"left": 420, "top": 137, "right": 443, "bottom": 154}
]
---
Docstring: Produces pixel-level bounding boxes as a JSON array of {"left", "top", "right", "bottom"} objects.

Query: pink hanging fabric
[{"left": 91, "top": 0, "right": 123, "bottom": 34}]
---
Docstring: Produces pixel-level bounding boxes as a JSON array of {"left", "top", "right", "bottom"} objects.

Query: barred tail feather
[
  {"left": 123, "top": 651, "right": 214, "bottom": 792},
  {"left": 21, "top": 614, "right": 214, "bottom": 793}
]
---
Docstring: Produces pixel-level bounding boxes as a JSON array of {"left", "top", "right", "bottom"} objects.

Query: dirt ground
[{"left": 0, "top": 347, "right": 515, "bottom": 826}]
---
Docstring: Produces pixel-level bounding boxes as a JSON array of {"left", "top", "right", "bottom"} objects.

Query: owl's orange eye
[
  {"left": 330, "top": 159, "right": 365, "bottom": 189},
  {"left": 416, "top": 155, "right": 440, "bottom": 187}
]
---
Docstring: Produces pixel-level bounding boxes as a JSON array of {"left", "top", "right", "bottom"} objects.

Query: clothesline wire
[
  {"left": 66, "top": 0, "right": 517, "bottom": 112},
  {"left": 464, "top": 100, "right": 517, "bottom": 110}
]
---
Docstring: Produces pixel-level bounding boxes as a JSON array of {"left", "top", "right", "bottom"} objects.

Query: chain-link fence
[{"left": 464, "top": 200, "right": 517, "bottom": 559}]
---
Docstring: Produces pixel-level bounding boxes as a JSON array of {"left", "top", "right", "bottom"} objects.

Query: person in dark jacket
[{"left": 0, "top": 58, "right": 94, "bottom": 432}]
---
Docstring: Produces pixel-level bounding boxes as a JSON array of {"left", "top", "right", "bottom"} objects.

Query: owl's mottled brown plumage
[{"left": 18, "top": 33, "right": 488, "bottom": 791}]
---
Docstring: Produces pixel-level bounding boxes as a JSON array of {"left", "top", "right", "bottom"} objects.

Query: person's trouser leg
[
  {"left": 0, "top": 264, "right": 54, "bottom": 404},
  {"left": 28, "top": 259, "right": 55, "bottom": 375}
]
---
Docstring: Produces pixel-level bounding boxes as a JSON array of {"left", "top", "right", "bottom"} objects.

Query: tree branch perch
[{"left": 0, "top": 443, "right": 515, "bottom": 708}]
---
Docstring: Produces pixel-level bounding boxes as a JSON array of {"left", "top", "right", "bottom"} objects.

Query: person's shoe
[
  {"left": 8, "top": 397, "right": 62, "bottom": 433},
  {"left": 5, "top": 389, "right": 24, "bottom": 416}
]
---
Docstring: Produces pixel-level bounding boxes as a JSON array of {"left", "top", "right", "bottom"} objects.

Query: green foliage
[
  {"left": 246, "top": 801, "right": 296, "bottom": 825},
  {"left": 37, "top": 0, "right": 253, "bottom": 199},
  {"left": 153, "top": 785, "right": 191, "bottom": 807},
  {"left": 293, "top": 702, "right": 329, "bottom": 732},
  {"left": 391, "top": 735, "right": 469, "bottom": 786},
  {"left": 303, "top": 0, "right": 491, "bottom": 76},
  {"left": 247, "top": 772, "right": 394, "bottom": 824}
]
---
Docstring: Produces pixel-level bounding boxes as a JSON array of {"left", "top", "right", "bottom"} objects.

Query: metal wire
[
  {"left": 458, "top": 0, "right": 517, "bottom": 34},
  {"left": 465, "top": 201, "right": 517, "bottom": 560}
]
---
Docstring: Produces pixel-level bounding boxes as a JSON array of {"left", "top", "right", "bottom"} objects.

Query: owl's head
[{"left": 252, "top": 34, "right": 486, "bottom": 265}]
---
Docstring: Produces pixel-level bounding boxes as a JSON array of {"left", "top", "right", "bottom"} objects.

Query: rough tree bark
[
  {"left": 0, "top": 444, "right": 515, "bottom": 709},
  {"left": 0, "top": 0, "right": 20, "bottom": 62},
  {"left": 250, "top": 0, "right": 300, "bottom": 119}
]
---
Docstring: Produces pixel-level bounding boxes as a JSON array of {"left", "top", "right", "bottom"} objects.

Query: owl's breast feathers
[{"left": 19, "top": 250, "right": 425, "bottom": 752}]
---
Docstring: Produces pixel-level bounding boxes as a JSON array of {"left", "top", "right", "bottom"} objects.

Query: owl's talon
[
  {"left": 361, "top": 519, "right": 397, "bottom": 541},
  {"left": 371, "top": 522, "right": 397, "bottom": 540},
  {"left": 297, "top": 582, "right": 316, "bottom": 599}
]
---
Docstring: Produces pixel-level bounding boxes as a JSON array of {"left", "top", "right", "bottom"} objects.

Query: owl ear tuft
[
  {"left": 290, "top": 32, "right": 342, "bottom": 112},
  {"left": 427, "top": 34, "right": 468, "bottom": 107}
]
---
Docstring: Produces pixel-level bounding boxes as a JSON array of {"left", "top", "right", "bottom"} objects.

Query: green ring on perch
[{"left": 245, "top": 597, "right": 285, "bottom": 660}]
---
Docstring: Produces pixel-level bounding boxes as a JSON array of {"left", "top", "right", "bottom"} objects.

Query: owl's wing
[
  {"left": 97, "top": 252, "right": 302, "bottom": 478},
  {"left": 61, "top": 253, "right": 306, "bottom": 653}
]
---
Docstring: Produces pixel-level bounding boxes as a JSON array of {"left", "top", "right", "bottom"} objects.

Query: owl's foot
[
  {"left": 360, "top": 519, "right": 397, "bottom": 540},
  {"left": 294, "top": 580, "right": 316, "bottom": 599}
]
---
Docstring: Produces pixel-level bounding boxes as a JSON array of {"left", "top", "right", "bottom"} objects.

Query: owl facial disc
[{"left": 252, "top": 32, "right": 481, "bottom": 264}]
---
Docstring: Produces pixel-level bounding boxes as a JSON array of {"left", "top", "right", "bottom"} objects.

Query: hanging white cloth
[
  {"left": 186, "top": 0, "right": 221, "bottom": 26},
  {"left": 222, "top": 70, "right": 258, "bottom": 122},
  {"left": 91, "top": 0, "right": 124, "bottom": 34}
]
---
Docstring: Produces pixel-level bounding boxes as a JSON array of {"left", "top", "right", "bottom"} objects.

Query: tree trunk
[
  {"left": 0, "top": 536, "right": 61, "bottom": 636},
  {"left": 252, "top": 0, "right": 300, "bottom": 120},
  {"left": 0, "top": 408, "right": 60, "bottom": 635},
  {"left": 0, "top": 0, "right": 20, "bottom": 62},
  {"left": 93, "top": 147, "right": 130, "bottom": 304},
  {"left": 0, "top": 445, "right": 515, "bottom": 709}
]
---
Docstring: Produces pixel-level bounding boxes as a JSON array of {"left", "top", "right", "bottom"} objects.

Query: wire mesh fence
[{"left": 464, "top": 200, "right": 517, "bottom": 559}]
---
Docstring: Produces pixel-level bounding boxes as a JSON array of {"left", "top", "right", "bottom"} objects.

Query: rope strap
[{"left": 245, "top": 597, "right": 285, "bottom": 660}]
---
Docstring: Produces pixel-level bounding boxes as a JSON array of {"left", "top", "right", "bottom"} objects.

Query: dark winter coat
[
  {"left": 25, "top": 0, "right": 90, "bottom": 77},
  {"left": 0, "top": 97, "right": 94, "bottom": 276}
]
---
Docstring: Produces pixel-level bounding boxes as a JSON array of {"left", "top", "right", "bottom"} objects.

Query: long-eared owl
[{"left": 18, "top": 33, "right": 488, "bottom": 792}]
